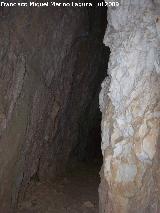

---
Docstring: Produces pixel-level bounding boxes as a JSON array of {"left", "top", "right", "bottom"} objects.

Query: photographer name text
[{"left": 0, "top": 1, "right": 119, "bottom": 7}]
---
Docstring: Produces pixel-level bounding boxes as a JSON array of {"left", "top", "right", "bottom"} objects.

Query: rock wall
[
  {"left": 99, "top": 0, "right": 160, "bottom": 212},
  {"left": 0, "top": 3, "right": 107, "bottom": 212}
]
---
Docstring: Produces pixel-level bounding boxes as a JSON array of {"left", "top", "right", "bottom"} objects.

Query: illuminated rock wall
[{"left": 99, "top": 1, "right": 160, "bottom": 212}]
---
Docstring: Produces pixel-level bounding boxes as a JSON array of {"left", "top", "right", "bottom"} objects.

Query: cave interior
[{"left": 0, "top": 1, "right": 110, "bottom": 212}]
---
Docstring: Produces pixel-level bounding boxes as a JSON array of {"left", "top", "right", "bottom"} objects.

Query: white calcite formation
[{"left": 99, "top": 0, "right": 160, "bottom": 212}]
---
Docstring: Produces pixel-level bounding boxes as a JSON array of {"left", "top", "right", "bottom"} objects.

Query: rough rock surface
[
  {"left": 18, "top": 161, "right": 100, "bottom": 213},
  {"left": 99, "top": 0, "right": 160, "bottom": 212},
  {"left": 0, "top": 4, "right": 107, "bottom": 212}
]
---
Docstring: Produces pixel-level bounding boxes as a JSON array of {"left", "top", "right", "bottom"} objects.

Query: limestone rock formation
[{"left": 99, "top": 0, "right": 160, "bottom": 212}]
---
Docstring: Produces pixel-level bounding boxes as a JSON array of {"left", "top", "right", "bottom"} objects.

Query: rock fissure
[{"left": 0, "top": 1, "right": 159, "bottom": 213}]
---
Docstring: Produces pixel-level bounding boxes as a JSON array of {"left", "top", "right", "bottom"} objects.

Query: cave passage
[
  {"left": 2, "top": 1, "right": 159, "bottom": 212},
  {"left": 16, "top": 4, "right": 109, "bottom": 212},
  {"left": 0, "top": 1, "right": 109, "bottom": 212},
  {"left": 17, "top": 4, "right": 109, "bottom": 211}
]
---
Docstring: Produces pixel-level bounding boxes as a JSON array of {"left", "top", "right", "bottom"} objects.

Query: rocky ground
[{"left": 18, "top": 161, "right": 101, "bottom": 213}]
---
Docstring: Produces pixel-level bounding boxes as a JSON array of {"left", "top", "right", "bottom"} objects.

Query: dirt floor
[{"left": 18, "top": 161, "right": 101, "bottom": 213}]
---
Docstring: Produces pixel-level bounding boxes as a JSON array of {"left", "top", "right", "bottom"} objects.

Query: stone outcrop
[
  {"left": 99, "top": 0, "right": 160, "bottom": 212},
  {"left": 0, "top": 3, "right": 108, "bottom": 212}
]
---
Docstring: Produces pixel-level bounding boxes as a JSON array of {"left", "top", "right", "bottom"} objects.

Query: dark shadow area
[{"left": 67, "top": 2, "right": 110, "bottom": 167}]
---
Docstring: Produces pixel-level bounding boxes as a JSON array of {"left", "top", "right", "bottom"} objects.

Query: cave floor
[{"left": 18, "top": 160, "right": 101, "bottom": 213}]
